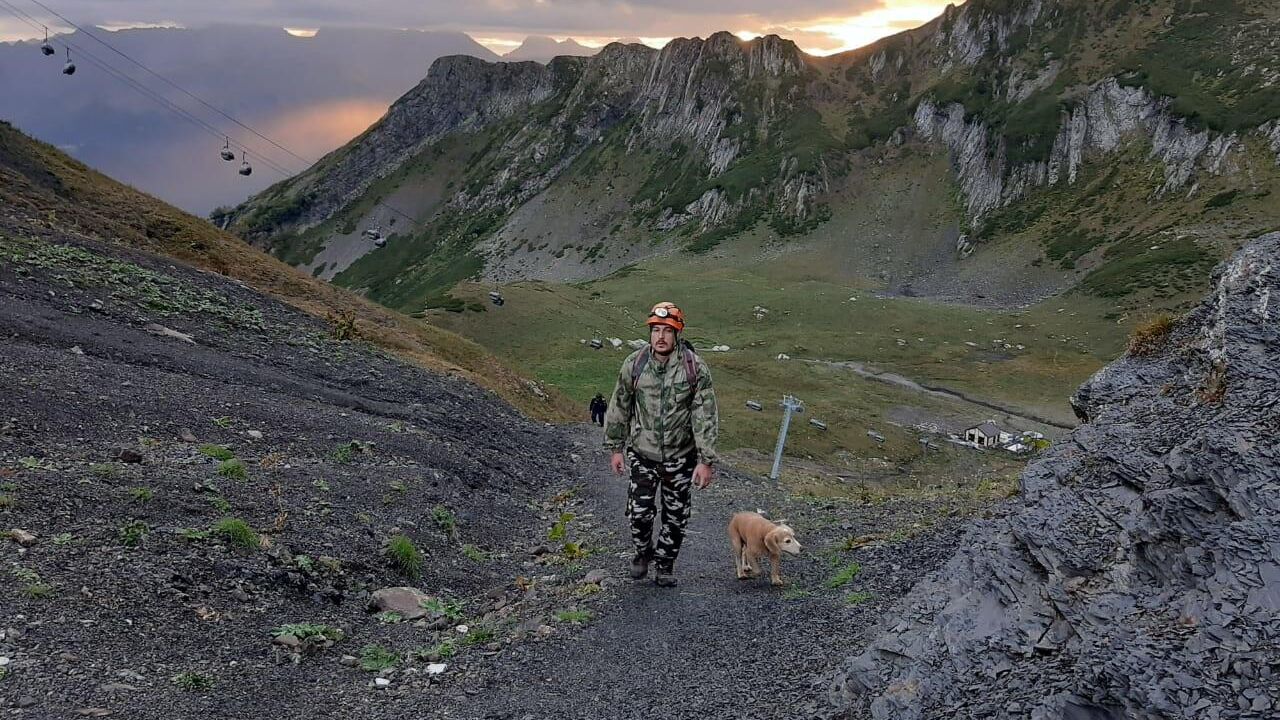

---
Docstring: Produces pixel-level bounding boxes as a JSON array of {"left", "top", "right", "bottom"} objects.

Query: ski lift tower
[{"left": 769, "top": 395, "right": 804, "bottom": 481}]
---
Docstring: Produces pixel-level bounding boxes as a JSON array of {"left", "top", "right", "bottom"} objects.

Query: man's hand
[
  {"left": 610, "top": 452, "right": 625, "bottom": 476},
  {"left": 693, "top": 463, "right": 714, "bottom": 489}
]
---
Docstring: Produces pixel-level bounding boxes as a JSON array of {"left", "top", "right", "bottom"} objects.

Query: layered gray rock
[{"left": 832, "top": 232, "right": 1280, "bottom": 719}]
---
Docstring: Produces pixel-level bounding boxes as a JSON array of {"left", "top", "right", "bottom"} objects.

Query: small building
[{"left": 965, "top": 421, "right": 1002, "bottom": 448}]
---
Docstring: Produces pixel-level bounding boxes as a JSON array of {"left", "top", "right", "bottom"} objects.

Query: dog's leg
[
  {"left": 730, "top": 532, "right": 747, "bottom": 579},
  {"left": 768, "top": 553, "right": 783, "bottom": 587},
  {"left": 745, "top": 552, "right": 761, "bottom": 579}
]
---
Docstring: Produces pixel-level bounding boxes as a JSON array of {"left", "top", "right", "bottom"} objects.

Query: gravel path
[{"left": 432, "top": 428, "right": 969, "bottom": 720}]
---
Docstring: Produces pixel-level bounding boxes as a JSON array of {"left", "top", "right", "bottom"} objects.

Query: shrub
[
  {"left": 845, "top": 591, "right": 875, "bottom": 605},
  {"left": 432, "top": 505, "right": 456, "bottom": 533},
  {"left": 461, "top": 544, "right": 489, "bottom": 562},
  {"left": 119, "top": 519, "right": 149, "bottom": 547},
  {"left": 214, "top": 518, "right": 259, "bottom": 550},
  {"left": 420, "top": 596, "right": 465, "bottom": 621},
  {"left": 1127, "top": 314, "right": 1175, "bottom": 356},
  {"left": 460, "top": 626, "right": 496, "bottom": 646},
  {"left": 209, "top": 496, "right": 231, "bottom": 514},
  {"left": 217, "top": 459, "right": 247, "bottom": 480},
  {"left": 387, "top": 534, "right": 422, "bottom": 578},
  {"left": 130, "top": 487, "right": 154, "bottom": 503},
  {"left": 91, "top": 462, "right": 121, "bottom": 478}
]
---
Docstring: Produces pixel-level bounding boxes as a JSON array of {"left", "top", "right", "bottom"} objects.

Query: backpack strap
[{"left": 629, "top": 342, "right": 699, "bottom": 396}]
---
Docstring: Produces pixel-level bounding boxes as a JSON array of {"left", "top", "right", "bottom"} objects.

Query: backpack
[{"left": 629, "top": 339, "right": 700, "bottom": 398}]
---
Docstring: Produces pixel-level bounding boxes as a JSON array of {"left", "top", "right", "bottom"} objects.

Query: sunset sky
[{"left": 0, "top": 0, "right": 954, "bottom": 55}]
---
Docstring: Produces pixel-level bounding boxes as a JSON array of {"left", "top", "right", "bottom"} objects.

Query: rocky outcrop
[
  {"left": 915, "top": 79, "right": 1245, "bottom": 220},
  {"left": 233, "top": 32, "right": 818, "bottom": 242},
  {"left": 831, "top": 232, "right": 1280, "bottom": 719}
]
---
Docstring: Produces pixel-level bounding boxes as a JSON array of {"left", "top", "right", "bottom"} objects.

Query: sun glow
[
  {"left": 799, "top": 1, "right": 952, "bottom": 55},
  {"left": 283, "top": 27, "right": 319, "bottom": 38}
]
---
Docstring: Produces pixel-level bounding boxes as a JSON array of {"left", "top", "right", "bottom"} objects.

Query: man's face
[{"left": 650, "top": 324, "right": 677, "bottom": 355}]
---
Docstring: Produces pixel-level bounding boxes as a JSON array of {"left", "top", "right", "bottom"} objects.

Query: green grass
[
  {"left": 171, "top": 672, "right": 215, "bottom": 691},
  {"left": 213, "top": 518, "right": 259, "bottom": 550},
  {"left": 209, "top": 495, "right": 232, "bottom": 514},
  {"left": 420, "top": 597, "right": 465, "bottom": 621},
  {"left": 91, "top": 462, "right": 121, "bottom": 478},
  {"left": 827, "top": 562, "right": 862, "bottom": 589},
  {"left": 359, "top": 644, "right": 399, "bottom": 672},
  {"left": 273, "top": 623, "right": 344, "bottom": 644},
  {"left": 554, "top": 609, "right": 594, "bottom": 624},
  {"left": 217, "top": 459, "right": 247, "bottom": 480},
  {"left": 119, "top": 519, "right": 149, "bottom": 547},
  {"left": 432, "top": 505, "right": 457, "bottom": 533},
  {"left": 460, "top": 625, "right": 496, "bottom": 646},
  {"left": 386, "top": 534, "right": 423, "bottom": 578},
  {"left": 130, "top": 487, "right": 154, "bottom": 503},
  {"left": 199, "top": 444, "right": 235, "bottom": 461},
  {"left": 461, "top": 544, "right": 490, "bottom": 562},
  {"left": 845, "top": 590, "right": 875, "bottom": 605}
]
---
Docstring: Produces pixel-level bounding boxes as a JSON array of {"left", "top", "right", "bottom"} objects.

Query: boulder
[{"left": 369, "top": 587, "right": 436, "bottom": 621}]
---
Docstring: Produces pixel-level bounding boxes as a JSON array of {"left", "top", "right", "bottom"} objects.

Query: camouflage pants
[{"left": 625, "top": 450, "right": 696, "bottom": 569}]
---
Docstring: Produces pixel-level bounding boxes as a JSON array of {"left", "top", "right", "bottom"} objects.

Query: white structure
[{"left": 965, "top": 421, "right": 1002, "bottom": 448}]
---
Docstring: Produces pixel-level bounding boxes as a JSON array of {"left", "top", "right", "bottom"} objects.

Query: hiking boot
[
  {"left": 654, "top": 563, "right": 677, "bottom": 587},
  {"left": 629, "top": 552, "right": 650, "bottom": 580}
]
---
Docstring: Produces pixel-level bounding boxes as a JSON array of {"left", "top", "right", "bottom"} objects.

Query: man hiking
[
  {"left": 589, "top": 393, "right": 607, "bottom": 426},
  {"left": 603, "top": 301, "right": 719, "bottom": 587}
]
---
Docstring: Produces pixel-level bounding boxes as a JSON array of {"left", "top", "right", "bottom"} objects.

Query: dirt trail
[
  {"left": 803, "top": 358, "right": 1075, "bottom": 432},
  {"left": 432, "top": 427, "right": 966, "bottom": 720}
]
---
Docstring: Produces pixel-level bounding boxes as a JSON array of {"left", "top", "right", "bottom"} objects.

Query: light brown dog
[{"left": 728, "top": 511, "right": 802, "bottom": 586}]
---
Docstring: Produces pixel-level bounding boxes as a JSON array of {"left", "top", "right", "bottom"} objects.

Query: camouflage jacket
[{"left": 602, "top": 343, "right": 719, "bottom": 465}]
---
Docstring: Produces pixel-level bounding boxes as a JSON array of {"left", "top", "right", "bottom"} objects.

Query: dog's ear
[{"left": 764, "top": 529, "right": 780, "bottom": 554}]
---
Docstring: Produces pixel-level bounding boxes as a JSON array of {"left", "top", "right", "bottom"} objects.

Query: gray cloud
[{"left": 12, "top": 0, "right": 889, "bottom": 41}]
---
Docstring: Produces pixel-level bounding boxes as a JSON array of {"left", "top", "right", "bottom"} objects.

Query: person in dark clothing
[{"left": 589, "top": 393, "right": 607, "bottom": 426}]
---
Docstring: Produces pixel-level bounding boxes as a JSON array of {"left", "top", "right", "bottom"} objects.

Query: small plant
[
  {"left": 130, "top": 487, "right": 154, "bottom": 503},
  {"left": 18, "top": 456, "right": 46, "bottom": 470},
  {"left": 211, "top": 416, "right": 234, "bottom": 429},
  {"left": 119, "top": 519, "right": 150, "bottom": 547},
  {"left": 172, "top": 671, "right": 214, "bottom": 691},
  {"left": 22, "top": 580, "right": 53, "bottom": 598},
  {"left": 461, "top": 626, "right": 496, "bottom": 646},
  {"left": 209, "top": 495, "right": 231, "bottom": 514},
  {"left": 0, "top": 494, "right": 14, "bottom": 510},
  {"left": 561, "top": 541, "right": 593, "bottom": 560},
  {"left": 199, "top": 444, "right": 235, "bottom": 461},
  {"left": 845, "top": 591, "right": 875, "bottom": 605},
  {"left": 389, "top": 480, "right": 407, "bottom": 493},
  {"left": 295, "top": 555, "right": 315, "bottom": 572},
  {"left": 420, "top": 596, "right": 465, "bottom": 621},
  {"left": 1127, "top": 314, "right": 1175, "bottom": 356},
  {"left": 376, "top": 611, "right": 405, "bottom": 624},
  {"left": 386, "top": 534, "right": 422, "bottom": 578},
  {"left": 328, "top": 310, "right": 360, "bottom": 341},
  {"left": 432, "top": 505, "right": 456, "bottom": 533},
  {"left": 555, "top": 609, "right": 593, "bottom": 624},
  {"left": 91, "top": 463, "right": 121, "bottom": 478},
  {"left": 52, "top": 532, "right": 74, "bottom": 546},
  {"left": 827, "top": 562, "right": 862, "bottom": 589},
  {"left": 180, "top": 528, "right": 211, "bottom": 541},
  {"left": 783, "top": 587, "right": 814, "bottom": 601},
  {"left": 461, "top": 544, "right": 489, "bottom": 562},
  {"left": 332, "top": 440, "right": 369, "bottom": 463},
  {"left": 273, "top": 623, "right": 344, "bottom": 647},
  {"left": 214, "top": 518, "right": 259, "bottom": 550},
  {"left": 413, "top": 638, "right": 456, "bottom": 661},
  {"left": 217, "top": 459, "right": 247, "bottom": 480},
  {"left": 547, "top": 512, "right": 575, "bottom": 541},
  {"left": 312, "top": 478, "right": 330, "bottom": 492},
  {"left": 358, "top": 644, "right": 399, "bottom": 672}
]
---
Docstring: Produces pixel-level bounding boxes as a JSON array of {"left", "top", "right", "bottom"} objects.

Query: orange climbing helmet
[{"left": 646, "top": 301, "right": 685, "bottom": 332}]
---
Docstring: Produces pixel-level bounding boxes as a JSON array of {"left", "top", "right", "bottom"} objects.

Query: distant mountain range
[
  {"left": 0, "top": 25, "right": 498, "bottom": 214},
  {"left": 502, "top": 35, "right": 597, "bottom": 63}
]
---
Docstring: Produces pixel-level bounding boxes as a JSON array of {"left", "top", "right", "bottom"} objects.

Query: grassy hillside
[{"left": 0, "top": 120, "right": 575, "bottom": 421}]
